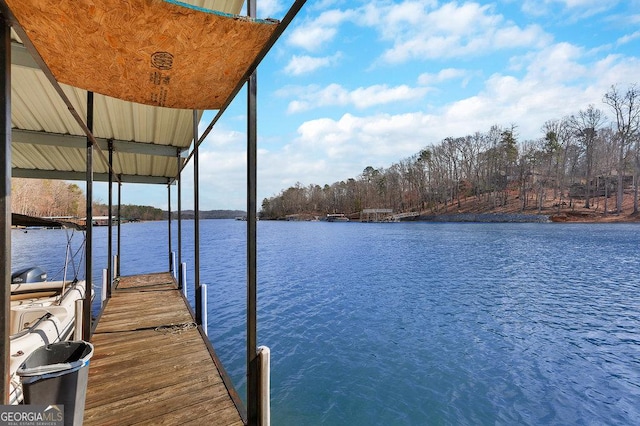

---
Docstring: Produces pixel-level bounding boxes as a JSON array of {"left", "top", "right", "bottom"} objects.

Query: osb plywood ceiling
[{"left": 6, "top": 0, "right": 278, "bottom": 109}]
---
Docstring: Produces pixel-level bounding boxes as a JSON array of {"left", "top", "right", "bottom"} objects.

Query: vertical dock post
[
  {"left": 247, "top": 1, "right": 259, "bottom": 422},
  {"left": 177, "top": 151, "right": 183, "bottom": 289},
  {"left": 171, "top": 251, "right": 177, "bottom": 280},
  {"left": 117, "top": 180, "right": 121, "bottom": 278},
  {"left": 0, "top": 16, "right": 11, "bottom": 404},
  {"left": 168, "top": 183, "right": 172, "bottom": 273},
  {"left": 181, "top": 262, "right": 187, "bottom": 299},
  {"left": 101, "top": 269, "right": 107, "bottom": 306},
  {"left": 74, "top": 299, "right": 83, "bottom": 341},
  {"left": 113, "top": 254, "right": 118, "bottom": 281},
  {"left": 107, "top": 140, "right": 113, "bottom": 298},
  {"left": 83, "top": 91, "right": 94, "bottom": 341},
  {"left": 201, "top": 283, "right": 208, "bottom": 336},
  {"left": 258, "top": 346, "right": 271, "bottom": 426},
  {"left": 193, "top": 110, "right": 202, "bottom": 325}
]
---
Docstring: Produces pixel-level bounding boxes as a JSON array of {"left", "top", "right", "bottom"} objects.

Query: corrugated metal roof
[{"left": 4, "top": 0, "right": 254, "bottom": 185}]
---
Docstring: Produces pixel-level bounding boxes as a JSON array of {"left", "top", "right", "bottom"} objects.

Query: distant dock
[{"left": 84, "top": 272, "right": 244, "bottom": 425}]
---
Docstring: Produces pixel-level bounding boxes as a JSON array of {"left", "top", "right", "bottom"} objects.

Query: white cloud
[
  {"left": 287, "top": 1, "right": 550, "bottom": 63},
  {"left": 172, "top": 124, "right": 250, "bottom": 210},
  {"left": 284, "top": 53, "right": 342, "bottom": 76},
  {"left": 521, "top": 42, "right": 587, "bottom": 83},
  {"left": 257, "top": 0, "right": 284, "bottom": 18},
  {"left": 617, "top": 30, "right": 640, "bottom": 46},
  {"left": 286, "top": 83, "right": 429, "bottom": 113},
  {"left": 287, "top": 25, "right": 337, "bottom": 52},
  {"left": 418, "top": 68, "right": 469, "bottom": 85},
  {"left": 379, "top": 2, "right": 551, "bottom": 63},
  {"left": 287, "top": 9, "right": 354, "bottom": 51},
  {"left": 245, "top": 112, "right": 447, "bottom": 199},
  {"left": 521, "top": 0, "right": 620, "bottom": 19}
]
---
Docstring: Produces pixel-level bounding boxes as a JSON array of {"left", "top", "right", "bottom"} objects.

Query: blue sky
[{"left": 106, "top": 0, "right": 640, "bottom": 211}]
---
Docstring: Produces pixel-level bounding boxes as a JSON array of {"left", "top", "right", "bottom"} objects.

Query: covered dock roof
[{"left": 2, "top": 0, "right": 285, "bottom": 185}]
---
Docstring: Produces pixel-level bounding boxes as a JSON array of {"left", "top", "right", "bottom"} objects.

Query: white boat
[
  {"left": 8, "top": 269, "right": 89, "bottom": 404},
  {"left": 9, "top": 214, "right": 91, "bottom": 404},
  {"left": 326, "top": 213, "right": 349, "bottom": 222}
]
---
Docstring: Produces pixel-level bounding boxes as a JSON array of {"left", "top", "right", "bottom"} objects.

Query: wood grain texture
[
  {"left": 6, "top": 0, "right": 278, "bottom": 109},
  {"left": 84, "top": 272, "right": 243, "bottom": 425}
]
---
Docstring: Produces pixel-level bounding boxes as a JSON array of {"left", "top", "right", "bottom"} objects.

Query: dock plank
[{"left": 84, "top": 272, "right": 244, "bottom": 425}]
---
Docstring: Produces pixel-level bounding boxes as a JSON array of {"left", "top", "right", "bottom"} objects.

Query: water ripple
[{"left": 14, "top": 221, "right": 640, "bottom": 425}]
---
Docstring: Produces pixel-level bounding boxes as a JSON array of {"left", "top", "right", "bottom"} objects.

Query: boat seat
[{"left": 10, "top": 306, "right": 70, "bottom": 335}]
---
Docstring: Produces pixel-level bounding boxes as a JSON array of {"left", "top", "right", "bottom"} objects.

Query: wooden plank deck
[{"left": 83, "top": 272, "right": 244, "bottom": 425}]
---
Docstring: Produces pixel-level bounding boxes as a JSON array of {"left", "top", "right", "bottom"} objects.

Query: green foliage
[
  {"left": 500, "top": 129, "right": 518, "bottom": 163},
  {"left": 544, "top": 131, "right": 560, "bottom": 153}
]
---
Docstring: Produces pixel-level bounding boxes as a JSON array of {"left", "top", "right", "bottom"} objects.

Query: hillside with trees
[
  {"left": 92, "top": 203, "right": 165, "bottom": 221},
  {"left": 261, "top": 85, "right": 640, "bottom": 222},
  {"left": 11, "top": 179, "right": 164, "bottom": 220},
  {"left": 174, "top": 210, "right": 246, "bottom": 220},
  {"left": 12, "top": 178, "right": 85, "bottom": 218},
  {"left": 11, "top": 178, "right": 244, "bottom": 221}
]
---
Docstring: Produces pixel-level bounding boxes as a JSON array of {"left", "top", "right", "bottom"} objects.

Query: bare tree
[
  {"left": 603, "top": 84, "right": 640, "bottom": 213},
  {"left": 568, "top": 105, "right": 606, "bottom": 209},
  {"left": 11, "top": 178, "right": 86, "bottom": 218}
]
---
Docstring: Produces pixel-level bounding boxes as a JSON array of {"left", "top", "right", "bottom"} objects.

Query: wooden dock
[{"left": 83, "top": 272, "right": 245, "bottom": 425}]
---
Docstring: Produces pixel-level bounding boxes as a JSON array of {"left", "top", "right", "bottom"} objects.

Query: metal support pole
[
  {"left": 247, "top": 0, "right": 259, "bottom": 421},
  {"left": 0, "top": 15, "right": 11, "bottom": 404},
  {"left": 117, "top": 179, "right": 121, "bottom": 277},
  {"left": 193, "top": 110, "right": 201, "bottom": 324},
  {"left": 107, "top": 140, "right": 113, "bottom": 298},
  {"left": 168, "top": 183, "right": 172, "bottom": 273},
  {"left": 177, "top": 151, "right": 183, "bottom": 289},
  {"left": 83, "top": 91, "right": 94, "bottom": 341}
]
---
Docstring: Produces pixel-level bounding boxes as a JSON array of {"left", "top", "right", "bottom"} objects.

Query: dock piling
[
  {"left": 170, "top": 251, "right": 177, "bottom": 279},
  {"left": 201, "top": 283, "right": 208, "bottom": 336},
  {"left": 101, "top": 269, "right": 107, "bottom": 306},
  {"left": 181, "top": 262, "right": 187, "bottom": 298},
  {"left": 74, "top": 300, "right": 83, "bottom": 341},
  {"left": 258, "top": 345, "right": 271, "bottom": 426}
]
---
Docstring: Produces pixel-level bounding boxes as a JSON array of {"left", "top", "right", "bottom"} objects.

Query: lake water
[{"left": 11, "top": 221, "right": 640, "bottom": 425}]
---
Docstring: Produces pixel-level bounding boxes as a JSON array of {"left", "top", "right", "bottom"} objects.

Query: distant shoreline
[
  {"left": 273, "top": 210, "right": 640, "bottom": 223},
  {"left": 410, "top": 212, "right": 640, "bottom": 223},
  {"left": 402, "top": 211, "right": 640, "bottom": 223},
  {"left": 414, "top": 213, "right": 550, "bottom": 223}
]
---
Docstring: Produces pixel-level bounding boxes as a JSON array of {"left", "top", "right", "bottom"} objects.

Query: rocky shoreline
[{"left": 414, "top": 213, "right": 550, "bottom": 223}]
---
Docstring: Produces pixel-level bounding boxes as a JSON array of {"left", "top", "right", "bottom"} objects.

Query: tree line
[
  {"left": 92, "top": 203, "right": 164, "bottom": 221},
  {"left": 261, "top": 84, "right": 640, "bottom": 220},
  {"left": 12, "top": 178, "right": 164, "bottom": 221},
  {"left": 12, "top": 178, "right": 85, "bottom": 218}
]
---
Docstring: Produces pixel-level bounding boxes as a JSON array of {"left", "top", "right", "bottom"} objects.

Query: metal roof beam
[
  {"left": 12, "top": 129, "right": 183, "bottom": 157},
  {"left": 12, "top": 167, "right": 171, "bottom": 184},
  {"left": 1, "top": 5, "right": 121, "bottom": 184},
  {"left": 10, "top": 41, "right": 36, "bottom": 69}
]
